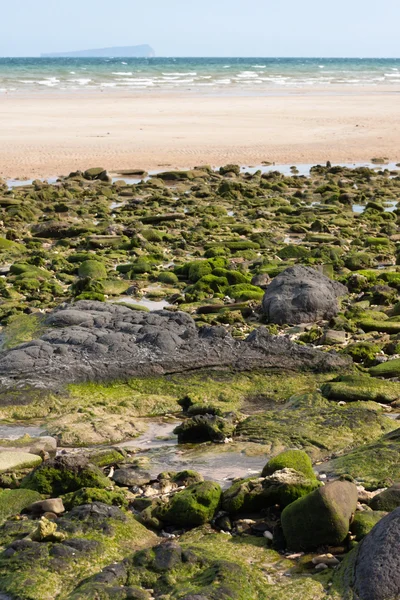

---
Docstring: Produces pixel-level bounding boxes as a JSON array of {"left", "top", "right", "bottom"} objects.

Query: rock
[
  {"left": 159, "top": 481, "right": 222, "bottom": 528},
  {"left": 350, "top": 510, "right": 387, "bottom": 541},
  {"left": 262, "top": 449, "right": 315, "bottom": 479},
  {"left": 370, "top": 484, "right": 400, "bottom": 511},
  {"left": 111, "top": 467, "right": 152, "bottom": 487},
  {"left": 281, "top": 480, "right": 358, "bottom": 550},
  {"left": 83, "top": 167, "right": 109, "bottom": 182},
  {"left": 0, "top": 489, "right": 42, "bottom": 522},
  {"left": 0, "top": 436, "right": 57, "bottom": 457},
  {"left": 321, "top": 375, "right": 400, "bottom": 404},
  {"left": 251, "top": 273, "right": 270, "bottom": 289},
  {"left": 320, "top": 329, "right": 347, "bottom": 345},
  {"left": 325, "top": 428, "right": 400, "bottom": 490},
  {"left": 26, "top": 498, "right": 65, "bottom": 515},
  {"left": 62, "top": 487, "right": 128, "bottom": 510},
  {"left": 0, "top": 451, "right": 42, "bottom": 474},
  {"left": 235, "top": 393, "right": 393, "bottom": 461},
  {"left": 222, "top": 468, "right": 320, "bottom": 515},
  {"left": 174, "top": 415, "right": 235, "bottom": 443},
  {"left": 262, "top": 266, "right": 347, "bottom": 325},
  {"left": 0, "top": 301, "right": 349, "bottom": 402},
  {"left": 31, "top": 517, "right": 66, "bottom": 542},
  {"left": 20, "top": 454, "right": 110, "bottom": 496},
  {"left": 312, "top": 553, "right": 339, "bottom": 566},
  {"left": 340, "top": 507, "right": 400, "bottom": 600}
]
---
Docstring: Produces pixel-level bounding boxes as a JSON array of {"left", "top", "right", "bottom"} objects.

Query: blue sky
[{"left": 1, "top": 0, "right": 399, "bottom": 57}]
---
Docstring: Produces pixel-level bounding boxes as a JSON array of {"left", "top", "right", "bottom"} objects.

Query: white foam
[
  {"left": 121, "top": 62, "right": 128, "bottom": 65},
  {"left": 252, "top": 65, "right": 266, "bottom": 68},
  {"left": 112, "top": 72, "right": 133, "bottom": 76},
  {"left": 68, "top": 78, "right": 92, "bottom": 85}
]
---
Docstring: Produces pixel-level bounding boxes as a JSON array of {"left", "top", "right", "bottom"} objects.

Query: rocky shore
[{"left": 1, "top": 163, "right": 400, "bottom": 598}]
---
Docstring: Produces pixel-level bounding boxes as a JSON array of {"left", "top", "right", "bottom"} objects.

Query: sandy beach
[{"left": 0, "top": 87, "right": 399, "bottom": 178}]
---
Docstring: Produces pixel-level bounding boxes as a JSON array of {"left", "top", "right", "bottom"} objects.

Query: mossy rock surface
[
  {"left": 222, "top": 468, "right": 320, "bottom": 515},
  {"left": 235, "top": 393, "right": 396, "bottom": 460},
  {"left": 369, "top": 484, "right": 400, "bottom": 511},
  {"left": 281, "top": 480, "right": 358, "bottom": 550},
  {"left": 0, "top": 451, "right": 42, "bottom": 474},
  {"left": 20, "top": 455, "right": 110, "bottom": 496},
  {"left": 321, "top": 375, "right": 400, "bottom": 404},
  {"left": 159, "top": 481, "right": 222, "bottom": 527},
  {"left": 262, "top": 449, "right": 315, "bottom": 479},
  {"left": 370, "top": 358, "right": 400, "bottom": 378},
  {"left": 78, "top": 259, "right": 107, "bottom": 279},
  {"left": 0, "top": 502, "right": 156, "bottom": 600},
  {"left": 350, "top": 510, "right": 387, "bottom": 541},
  {"left": 0, "top": 489, "right": 42, "bottom": 522},
  {"left": 325, "top": 428, "right": 400, "bottom": 490},
  {"left": 62, "top": 487, "right": 129, "bottom": 510}
]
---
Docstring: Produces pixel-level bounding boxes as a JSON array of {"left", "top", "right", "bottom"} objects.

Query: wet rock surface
[{"left": 0, "top": 300, "right": 348, "bottom": 400}]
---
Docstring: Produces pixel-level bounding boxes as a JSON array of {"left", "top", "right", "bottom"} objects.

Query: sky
[{"left": 1, "top": 0, "right": 399, "bottom": 58}]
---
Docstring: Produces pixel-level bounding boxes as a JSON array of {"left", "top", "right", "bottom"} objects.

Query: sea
[{"left": 0, "top": 57, "right": 399, "bottom": 94}]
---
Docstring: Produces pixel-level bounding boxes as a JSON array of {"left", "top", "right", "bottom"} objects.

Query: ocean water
[{"left": 0, "top": 57, "right": 399, "bottom": 93}]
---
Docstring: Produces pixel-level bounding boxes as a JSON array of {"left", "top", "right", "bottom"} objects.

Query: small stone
[
  {"left": 315, "top": 563, "right": 329, "bottom": 571},
  {"left": 27, "top": 498, "right": 65, "bottom": 515},
  {"left": 263, "top": 530, "right": 273, "bottom": 540},
  {"left": 312, "top": 553, "right": 340, "bottom": 566}
]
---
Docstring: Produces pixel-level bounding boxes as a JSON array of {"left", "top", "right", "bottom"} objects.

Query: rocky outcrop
[
  {"left": 262, "top": 266, "right": 347, "bottom": 325},
  {"left": 0, "top": 301, "right": 349, "bottom": 403},
  {"left": 341, "top": 507, "right": 400, "bottom": 600}
]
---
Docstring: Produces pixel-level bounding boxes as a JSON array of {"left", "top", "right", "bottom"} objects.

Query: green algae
[
  {"left": 0, "top": 489, "right": 42, "bottom": 522},
  {"left": 262, "top": 449, "right": 316, "bottom": 479},
  {"left": 321, "top": 375, "right": 400, "bottom": 404},
  {"left": 235, "top": 393, "right": 396, "bottom": 461}
]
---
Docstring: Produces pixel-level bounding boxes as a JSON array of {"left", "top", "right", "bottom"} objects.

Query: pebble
[
  {"left": 312, "top": 553, "right": 340, "bottom": 567},
  {"left": 263, "top": 531, "right": 273, "bottom": 540},
  {"left": 315, "top": 563, "right": 329, "bottom": 571}
]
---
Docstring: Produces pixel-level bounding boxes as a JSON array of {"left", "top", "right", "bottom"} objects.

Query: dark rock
[
  {"left": 262, "top": 266, "right": 347, "bottom": 325},
  {"left": 0, "top": 301, "right": 349, "bottom": 402},
  {"left": 111, "top": 467, "right": 151, "bottom": 487},
  {"left": 349, "top": 507, "right": 400, "bottom": 600},
  {"left": 153, "top": 541, "right": 182, "bottom": 571},
  {"left": 251, "top": 273, "right": 270, "bottom": 289},
  {"left": 174, "top": 415, "right": 234, "bottom": 443}
]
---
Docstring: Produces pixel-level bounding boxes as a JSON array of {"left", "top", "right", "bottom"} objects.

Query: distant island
[{"left": 41, "top": 45, "right": 155, "bottom": 58}]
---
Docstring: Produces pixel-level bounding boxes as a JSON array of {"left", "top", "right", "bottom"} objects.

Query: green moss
[
  {"left": 62, "top": 487, "right": 129, "bottom": 510},
  {"left": 321, "top": 375, "right": 400, "bottom": 404},
  {"left": 369, "top": 358, "right": 400, "bottom": 378},
  {"left": 235, "top": 393, "right": 396, "bottom": 461},
  {"left": 326, "top": 428, "right": 400, "bottom": 489},
  {"left": 1, "top": 313, "right": 45, "bottom": 350},
  {"left": 78, "top": 259, "right": 107, "bottom": 279},
  {"left": 20, "top": 460, "right": 110, "bottom": 496},
  {"left": 350, "top": 511, "right": 387, "bottom": 540},
  {"left": 226, "top": 283, "right": 264, "bottom": 302},
  {"left": 160, "top": 481, "right": 222, "bottom": 527},
  {"left": 0, "top": 489, "right": 42, "bottom": 522},
  {"left": 262, "top": 449, "right": 315, "bottom": 479},
  {"left": 358, "top": 320, "right": 400, "bottom": 334},
  {"left": 343, "top": 342, "right": 381, "bottom": 364},
  {"left": 157, "top": 271, "right": 179, "bottom": 285}
]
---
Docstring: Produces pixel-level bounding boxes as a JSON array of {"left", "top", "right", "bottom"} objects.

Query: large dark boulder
[
  {"left": 262, "top": 266, "right": 347, "bottom": 325},
  {"left": 337, "top": 507, "right": 400, "bottom": 600},
  {"left": 0, "top": 301, "right": 349, "bottom": 403}
]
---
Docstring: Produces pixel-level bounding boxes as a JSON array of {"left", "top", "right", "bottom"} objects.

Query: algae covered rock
[
  {"left": 174, "top": 414, "right": 235, "bottom": 443},
  {"left": 235, "top": 393, "right": 394, "bottom": 460},
  {"left": 326, "top": 427, "right": 400, "bottom": 490},
  {"left": 20, "top": 454, "right": 110, "bottom": 496},
  {"left": 281, "top": 480, "right": 358, "bottom": 550},
  {"left": 0, "top": 502, "right": 156, "bottom": 599},
  {"left": 0, "top": 451, "right": 42, "bottom": 474},
  {"left": 369, "top": 484, "right": 400, "bottom": 511},
  {"left": 262, "top": 265, "right": 347, "bottom": 325},
  {"left": 222, "top": 468, "right": 320, "bottom": 515},
  {"left": 321, "top": 375, "right": 400, "bottom": 404},
  {"left": 350, "top": 510, "right": 387, "bottom": 541},
  {"left": 160, "top": 481, "right": 222, "bottom": 527},
  {"left": 262, "top": 449, "right": 315, "bottom": 479},
  {"left": 0, "top": 488, "right": 42, "bottom": 522},
  {"left": 62, "top": 487, "right": 129, "bottom": 510}
]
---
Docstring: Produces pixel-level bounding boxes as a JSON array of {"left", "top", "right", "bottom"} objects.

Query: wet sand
[{"left": 0, "top": 87, "right": 399, "bottom": 178}]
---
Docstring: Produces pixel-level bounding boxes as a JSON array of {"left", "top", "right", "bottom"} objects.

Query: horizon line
[{"left": 1, "top": 55, "right": 400, "bottom": 60}]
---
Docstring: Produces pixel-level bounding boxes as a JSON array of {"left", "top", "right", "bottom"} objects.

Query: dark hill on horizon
[{"left": 41, "top": 45, "right": 155, "bottom": 58}]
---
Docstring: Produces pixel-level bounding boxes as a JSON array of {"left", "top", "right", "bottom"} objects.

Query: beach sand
[{"left": 0, "top": 87, "right": 399, "bottom": 178}]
